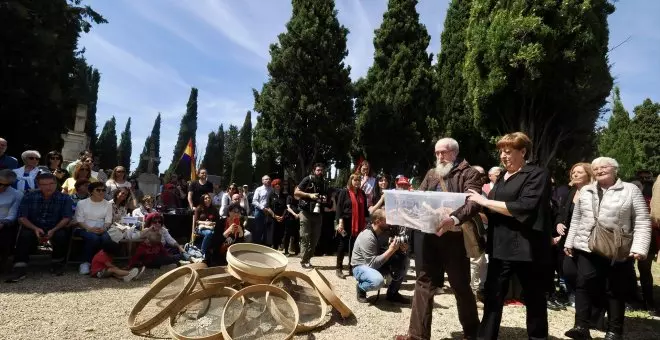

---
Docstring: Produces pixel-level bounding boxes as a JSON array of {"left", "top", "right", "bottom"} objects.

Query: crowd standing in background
[{"left": 0, "top": 134, "right": 657, "bottom": 340}]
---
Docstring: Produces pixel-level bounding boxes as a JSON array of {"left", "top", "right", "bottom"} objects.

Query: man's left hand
[{"left": 47, "top": 229, "right": 56, "bottom": 239}]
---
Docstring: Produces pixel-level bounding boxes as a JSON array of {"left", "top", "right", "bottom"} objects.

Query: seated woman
[
  {"left": 109, "top": 187, "right": 132, "bottom": 224},
  {"left": 194, "top": 193, "right": 219, "bottom": 254},
  {"left": 74, "top": 182, "right": 114, "bottom": 275},
  {"left": 204, "top": 203, "right": 246, "bottom": 267},
  {"left": 61, "top": 160, "right": 97, "bottom": 195},
  {"left": 132, "top": 195, "right": 155, "bottom": 227},
  {"left": 140, "top": 212, "right": 185, "bottom": 258}
]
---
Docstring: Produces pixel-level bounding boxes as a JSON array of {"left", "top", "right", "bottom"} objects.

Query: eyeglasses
[
  {"left": 27, "top": 157, "right": 39, "bottom": 160},
  {"left": 152, "top": 220, "right": 163, "bottom": 225}
]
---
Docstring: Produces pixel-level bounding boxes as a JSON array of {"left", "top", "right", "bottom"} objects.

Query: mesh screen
[
  {"left": 272, "top": 276, "right": 325, "bottom": 328},
  {"left": 170, "top": 293, "right": 231, "bottom": 337},
  {"left": 223, "top": 291, "right": 296, "bottom": 340},
  {"left": 232, "top": 250, "right": 284, "bottom": 269}
]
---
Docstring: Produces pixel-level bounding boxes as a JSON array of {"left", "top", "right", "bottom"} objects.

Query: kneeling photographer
[{"left": 351, "top": 209, "right": 410, "bottom": 304}]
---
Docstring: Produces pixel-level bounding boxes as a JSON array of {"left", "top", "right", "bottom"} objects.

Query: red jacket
[{"left": 128, "top": 242, "right": 168, "bottom": 268}]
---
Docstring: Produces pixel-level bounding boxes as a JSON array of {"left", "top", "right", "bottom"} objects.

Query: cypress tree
[
  {"left": 168, "top": 87, "right": 198, "bottom": 177},
  {"left": 223, "top": 125, "right": 239, "bottom": 184},
  {"left": 96, "top": 117, "right": 117, "bottom": 170},
  {"left": 630, "top": 98, "right": 660, "bottom": 175},
  {"left": 598, "top": 87, "right": 637, "bottom": 179},
  {"left": 355, "top": 0, "right": 436, "bottom": 175},
  {"left": 136, "top": 113, "right": 162, "bottom": 174},
  {"left": 117, "top": 117, "right": 132, "bottom": 172},
  {"left": 231, "top": 111, "right": 254, "bottom": 186},
  {"left": 201, "top": 132, "right": 217, "bottom": 171}
]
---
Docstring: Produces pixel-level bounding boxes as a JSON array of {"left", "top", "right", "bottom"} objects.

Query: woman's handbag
[{"left": 588, "top": 198, "right": 633, "bottom": 261}]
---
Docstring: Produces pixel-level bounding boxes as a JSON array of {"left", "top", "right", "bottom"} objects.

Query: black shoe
[
  {"left": 547, "top": 297, "right": 564, "bottom": 310},
  {"left": 301, "top": 262, "right": 313, "bottom": 270},
  {"left": 335, "top": 269, "right": 346, "bottom": 279},
  {"left": 5, "top": 267, "right": 27, "bottom": 283},
  {"left": 386, "top": 292, "right": 411, "bottom": 305},
  {"left": 356, "top": 284, "right": 367, "bottom": 303},
  {"left": 565, "top": 326, "right": 592, "bottom": 340},
  {"left": 50, "top": 262, "right": 64, "bottom": 276},
  {"left": 603, "top": 332, "right": 622, "bottom": 340}
]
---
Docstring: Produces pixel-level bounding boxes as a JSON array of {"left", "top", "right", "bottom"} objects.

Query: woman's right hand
[
  {"left": 564, "top": 247, "right": 573, "bottom": 257},
  {"left": 556, "top": 223, "right": 567, "bottom": 236}
]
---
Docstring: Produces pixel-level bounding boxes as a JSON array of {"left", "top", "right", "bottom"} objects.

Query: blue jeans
[
  {"left": 353, "top": 253, "right": 409, "bottom": 295},
  {"left": 75, "top": 229, "right": 113, "bottom": 262},
  {"left": 199, "top": 229, "right": 213, "bottom": 254},
  {"left": 253, "top": 209, "right": 267, "bottom": 245}
]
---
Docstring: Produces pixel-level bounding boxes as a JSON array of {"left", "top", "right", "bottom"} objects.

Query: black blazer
[
  {"left": 204, "top": 217, "right": 246, "bottom": 267},
  {"left": 335, "top": 188, "right": 369, "bottom": 223},
  {"left": 486, "top": 164, "right": 553, "bottom": 262},
  {"left": 554, "top": 186, "right": 578, "bottom": 245}
]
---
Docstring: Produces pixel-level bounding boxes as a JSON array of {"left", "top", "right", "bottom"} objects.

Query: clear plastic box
[{"left": 383, "top": 190, "right": 469, "bottom": 233}]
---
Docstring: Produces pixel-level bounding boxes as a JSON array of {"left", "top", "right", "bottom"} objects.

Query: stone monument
[
  {"left": 61, "top": 104, "right": 90, "bottom": 166},
  {"left": 137, "top": 145, "right": 161, "bottom": 197}
]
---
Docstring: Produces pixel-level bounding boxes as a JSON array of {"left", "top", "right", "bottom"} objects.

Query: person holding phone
[{"left": 204, "top": 203, "right": 246, "bottom": 266}]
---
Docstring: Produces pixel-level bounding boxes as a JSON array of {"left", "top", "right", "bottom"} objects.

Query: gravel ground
[{"left": 1, "top": 256, "right": 659, "bottom": 340}]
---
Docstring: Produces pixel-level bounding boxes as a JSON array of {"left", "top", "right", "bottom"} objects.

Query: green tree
[
  {"left": 168, "top": 87, "right": 198, "bottom": 177},
  {"left": 136, "top": 113, "right": 162, "bottom": 175},
  {"left": 231, "top": 111, "right": 254, "bottom": 186},
  {"left": 201, "top": 124, "right": 224, "bottom": 176},
  {"left": 117, "top": 117, "right": 132, "bottom": 172},
  {"left": 598, "top": 87, "right": 637, "bottom": 179},
  {"left": 85, "top": 66, "right": 101, "bottom": 150},
  {"left": 96, "top": 117, "right": 117, "bottom": 170},
  {"left": 464, "top": 0, "right": 614, "bottom": 167},
  {"left": 631, "top": 98, "right": 660, "bottom": 175},
  {"left": 355, "top": 0, "right": 436, "bottom": 175},
  {"left": 223, "top": 125, "right": 239, "bottom": 184},
  {"left": 253, "top": 0, "right": 354, "bottom": 180},
  {"left": 0, "top": 0, "right": 106, "bottom": 157}
]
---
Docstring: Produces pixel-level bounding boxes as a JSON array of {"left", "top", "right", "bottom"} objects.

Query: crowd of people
[{"left": 1, "top": 132, "right": 659, "bottom": 340}]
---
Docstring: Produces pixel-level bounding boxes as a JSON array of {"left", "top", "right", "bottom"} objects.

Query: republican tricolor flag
[{"left": 178, "top": 138, "right": 197, "bottom": 181}]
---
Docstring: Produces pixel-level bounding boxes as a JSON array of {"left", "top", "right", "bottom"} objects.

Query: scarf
[
  {"left": 14, "top": 166, "right": 38, "bottom": 192},
  {"left": 348, "top": 189, "right": 366, "bottom": 235}
]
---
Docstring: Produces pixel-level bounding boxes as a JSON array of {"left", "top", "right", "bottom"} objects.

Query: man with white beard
[{"left": 396, "top": 138, "right": 481, "bottom": 340}]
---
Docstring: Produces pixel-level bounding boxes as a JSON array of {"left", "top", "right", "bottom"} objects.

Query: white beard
[{"left": 435, "top": 161, "right": 453, "bottom": 177}]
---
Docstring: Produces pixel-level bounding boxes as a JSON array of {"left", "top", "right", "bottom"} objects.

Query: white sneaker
[
  {"left": 79, "top": 262, "right": 90, "bottom": 275},
  {"left": 123, "top": 268, "right": 139, "bottom": 282},
  {"left": 134, "top": 266, "right": 146, "bottom": 281}
]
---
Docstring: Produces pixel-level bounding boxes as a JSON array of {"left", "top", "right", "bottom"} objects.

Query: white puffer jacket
[{"left": 564, "top": 179, "right": 651, "bottom": 258}]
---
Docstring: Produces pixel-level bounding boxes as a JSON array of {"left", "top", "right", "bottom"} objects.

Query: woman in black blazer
[
  {"left": 334, "top": 173, "right": 369, "bottom": 279},
  {"left": 466, "top": 132, "right": 553, "bottom": 340},
  {"left": 204, "top": 203, "right": 246, "bottom": 267}
]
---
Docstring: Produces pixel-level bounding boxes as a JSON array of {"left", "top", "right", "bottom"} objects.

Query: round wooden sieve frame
[{"left": 167, "top": 286, "right": 238, "bottom": 340}]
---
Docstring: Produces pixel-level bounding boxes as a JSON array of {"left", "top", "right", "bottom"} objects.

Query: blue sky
[{"left": 79, "top": 0, "right": 660, "bottom": 174}]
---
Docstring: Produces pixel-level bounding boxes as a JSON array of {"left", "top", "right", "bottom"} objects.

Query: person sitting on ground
[
  {"left": 61, "top": 161, "right": 97, "bottom": 195},
  {"left": 92, "top": 243, "right": 144, "bottom": 282},
  {"left": 194, "top": 193, "right": 220, "bottom": 254},
  {"left": 129, "top": 230, "right": 178, "bottom": 269},
  {"left": 204, "top": 203, "right": 246, "bottom": 267},
  {"left": 0, "top": 169, "right": 23, "bottom": 270},
  {"left": 13, "top": 150, "right": 41, "bottom": 193},
  {"left": 109, "top": 187, "right": 133, "bottom": 224},
  {"left": 132, "top": 195, "right": 155, "bottom": 225},
  {"left": 140, "top": 212, "right": 185, "bottom": 257},
  {"left": 73, "top": 182, "right": 114, "bottom": 275},
  {"left": 5, "top": 173, "right": 73, "bottom": 282},
  {"left": 351, "top": 208, "right": 410, "bottom": 304}
]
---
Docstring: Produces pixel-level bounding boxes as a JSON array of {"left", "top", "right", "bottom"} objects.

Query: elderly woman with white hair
[
  {"left": 563, "top": 157, "right": 651, "bottom": 340},
  {"left": 13, "top": 150, "right": 41, "bottom": 192}
]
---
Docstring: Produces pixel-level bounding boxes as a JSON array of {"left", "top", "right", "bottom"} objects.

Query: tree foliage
[
  {"left": 201, "top": 124, "right": 225, "bottom": 176},
  {"left": 223, "top": 125, "right": 239, "bottom": 184},
  {"left": 168, "top": 87, "right": 198, "bottom": 177},
  {"left": 355, "top": 0, "right": 436, "bottom": 176},
  {"left": 136, "top": 113, "right": 161, "bottom": 175},
  {"left": 253, "top": 0, "right": 354, "bottom": 180},
  {"left": 96, "top": 117, "right": 117, "bottom": 170},
  {"left": 0, "top": 0, "right": 106, "bottom": 157},
  {"left": 464, "top": 0, "right": 614, "bottom": 167},
  {"left": 630, "top": 98, "right": 660, "bottom": 175},
  {"left": 117, "top": 117, "right": 132, "bottom": 172},
  {"left": 231, "top": 111, "right": 254, "bottom": 186},
  {"left": 598, "top": 87, "right": 637, "bottom": 179}
]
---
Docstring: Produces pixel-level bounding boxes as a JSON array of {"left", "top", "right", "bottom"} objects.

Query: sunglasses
[{"left": 152, "top": 220, "right": 163, "bottom": 225}]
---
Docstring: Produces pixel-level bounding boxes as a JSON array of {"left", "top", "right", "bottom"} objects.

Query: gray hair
[
  {"left": 436, "top": 138, "right": 459, "bottom": 153},
  {"left": 591, "top": 157, "right": 619, "bottom": 171},
  {"left": 0, "top": 169, "right": 17, "bottom": 183},
  {"left": 488, "top": 166, "right": 502, "bottom": 175},
  {"left": 21, "top": 150, "right": 41, "bottom": 162}
]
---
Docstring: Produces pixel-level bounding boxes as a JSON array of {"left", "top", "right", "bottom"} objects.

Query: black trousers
[
  {"left": 574, "top": 250, "right": 633, "bottom": 335},
  {"left": 478, "top": 258, "right": 549, "bottom": 340},
  {"left": 413, "top": 229, "right": 444, "bottom": 285},
  {"left": 14, "top": 226, "right": 70, "bottom": 264},
  {"left": 408, "top": 232, "right": 479, "bottom": 339},
  {"left": 637, "top": 236, "right": 657, "bottom": 307},
  {"left": 282, "top": 219, "right": 300, "bottom": 254},
  {"left": 336, "top": 218, "right": 356, "bottom": 269},
  {"left": 271, "top": 220, "right": 285, "bottom": 250}
]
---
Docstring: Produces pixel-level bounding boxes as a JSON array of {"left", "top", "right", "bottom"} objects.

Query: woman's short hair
[
  {"left": 47, "top": 151, "right": 63, "bottom": 164},
  {"left": 144, "top": 212, "right": 164, "bottom": 228},
  {"left": 74, "top": 178, "right": 90, "bottom": 189},
  {"left": 591, "top": 157, "right": 619, "bottom": 171},
  {"left": 569, "top": 162, "right": 594, "bottom": 183},
  {"left": 88, "top": 181, "right": 105, "bottom": 192},
  {"left": 496, "top": 132, "right": 533, "bottom": 160},
  {"left": 141, "top": 195, "right": 154, "bottom": 204},
  {"left": 271, "top": 178, "right": 281, "bottom": 187},
  {"left": 21, "top": 150, "right": 41, "bottom": 162}
]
